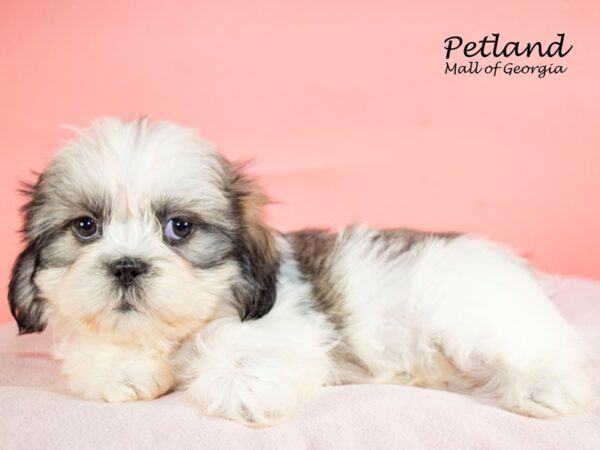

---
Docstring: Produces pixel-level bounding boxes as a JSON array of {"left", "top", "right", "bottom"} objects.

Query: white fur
[
  {"left": 173, "top": 228, "right": 594, "bottom": 424},
  {"left": 173, "top": 237, "right": 337, "bottom": 425},
  {"left": 21, "top": 118, "right": 594, "bottom": 426},
  {"left": 330, "top": 227, "right": 594, "bottom": 417}
]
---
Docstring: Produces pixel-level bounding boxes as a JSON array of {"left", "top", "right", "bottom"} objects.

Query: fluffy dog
[{"left": 9, "top": 117, "right": 594, "bottom": 425}]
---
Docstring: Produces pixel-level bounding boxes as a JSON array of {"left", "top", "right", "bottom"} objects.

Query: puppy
[{"left": 9, "top": 117, "right": 594, "bottom": 425}]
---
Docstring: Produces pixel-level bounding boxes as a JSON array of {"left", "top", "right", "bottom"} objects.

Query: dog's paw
[
  {"left": 64, "top": 354, "right": 174, "bottom": 403},
  {"left": 83, "top": 379, "right": 152, "bottom": 403},
  {"left": 499, "top": 369, "right": 594, "bottom": 418},
  {"left": 186, "top": 356, "right": 300, "bottom": 426},
  {"left": 79, "top": 374, "right": 167, "bottom": 403}
]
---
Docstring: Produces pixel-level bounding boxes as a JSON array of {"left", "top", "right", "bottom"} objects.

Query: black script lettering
[{"left": 444, "top": 36, "right": 463, "bottom": 59}]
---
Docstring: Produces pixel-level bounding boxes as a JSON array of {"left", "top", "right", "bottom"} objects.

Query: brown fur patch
[
  {"left": 289, "top": 226, "right": 461, "bottom": 379},
  {"left": 371, "top": 227, "right": 460, "bottom": 260},
  {"left": 288, "top": 229, "right": 347, "bottom": 329},
  {"left": 288, "top": 227, "right": 459, "bottom": 331},
  {"left": 288, "top": 229, "right": 376, "bottom": 377}
]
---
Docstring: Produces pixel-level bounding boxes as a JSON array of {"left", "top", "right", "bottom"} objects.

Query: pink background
[{"left": 1, "top": 1, "right": 599, "bottom": 324}]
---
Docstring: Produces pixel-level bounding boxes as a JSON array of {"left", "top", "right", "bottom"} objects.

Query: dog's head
[{"left": 8, "top": 118, "right": 279, "bottom": 341}]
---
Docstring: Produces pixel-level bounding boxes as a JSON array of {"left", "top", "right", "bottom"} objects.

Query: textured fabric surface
[{"left": 1, "top": 277, "right": 599, "bottom": 449}]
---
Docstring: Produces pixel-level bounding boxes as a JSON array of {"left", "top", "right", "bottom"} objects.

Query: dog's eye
[
  {"left": 72, "top": 216, "right": 99, "bottom": 241},
  {"left": 164, "top": 217, "right": 193, "bottom": 242}
]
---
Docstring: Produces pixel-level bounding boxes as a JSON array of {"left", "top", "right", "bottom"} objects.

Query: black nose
[{"left": 110, "top": 258, "right": 149, "bottom": 286}]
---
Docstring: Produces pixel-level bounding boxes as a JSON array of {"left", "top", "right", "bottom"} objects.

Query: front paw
[
  {"left": 186, "top": 356, "right": 299, "bottom": 426},
  {"left": 83, "top": 379, "right": 153, "bottom": 403},
  {"left": 64, "top": 355, "right": 174, "bottom": 403}
]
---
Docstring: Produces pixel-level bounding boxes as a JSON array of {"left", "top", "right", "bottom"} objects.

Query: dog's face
[{"left": 8, "top": 118, "right": 279, "bottom": 342}]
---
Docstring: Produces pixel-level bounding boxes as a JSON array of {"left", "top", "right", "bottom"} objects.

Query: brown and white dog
[{"left": 9, "top": 118, "right": 594, "bottom": 425}]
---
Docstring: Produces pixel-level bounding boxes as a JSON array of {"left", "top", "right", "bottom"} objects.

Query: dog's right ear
[
  {"left": 8, "top": 176, "right": 48, "bottom": 335},
  {"left": 8, "top": 241, "right": 47, "bottom": 334}
]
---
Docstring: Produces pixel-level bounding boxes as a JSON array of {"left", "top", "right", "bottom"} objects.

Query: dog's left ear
[{"left": 225, "top": 160, "right": 279, "bottom": 321}]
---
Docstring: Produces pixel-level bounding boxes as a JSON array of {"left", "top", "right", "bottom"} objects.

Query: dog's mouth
[
  {"left": 112, "top": 284, "right": 145, "bottom": 313},
  {"left": 115, "top": 297, "right": 138, "bottom": 313}
]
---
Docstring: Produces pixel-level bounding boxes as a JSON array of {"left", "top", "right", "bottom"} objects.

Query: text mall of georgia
[{"left": 444, "top": 33, "right": 572, "bottom": 78}]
